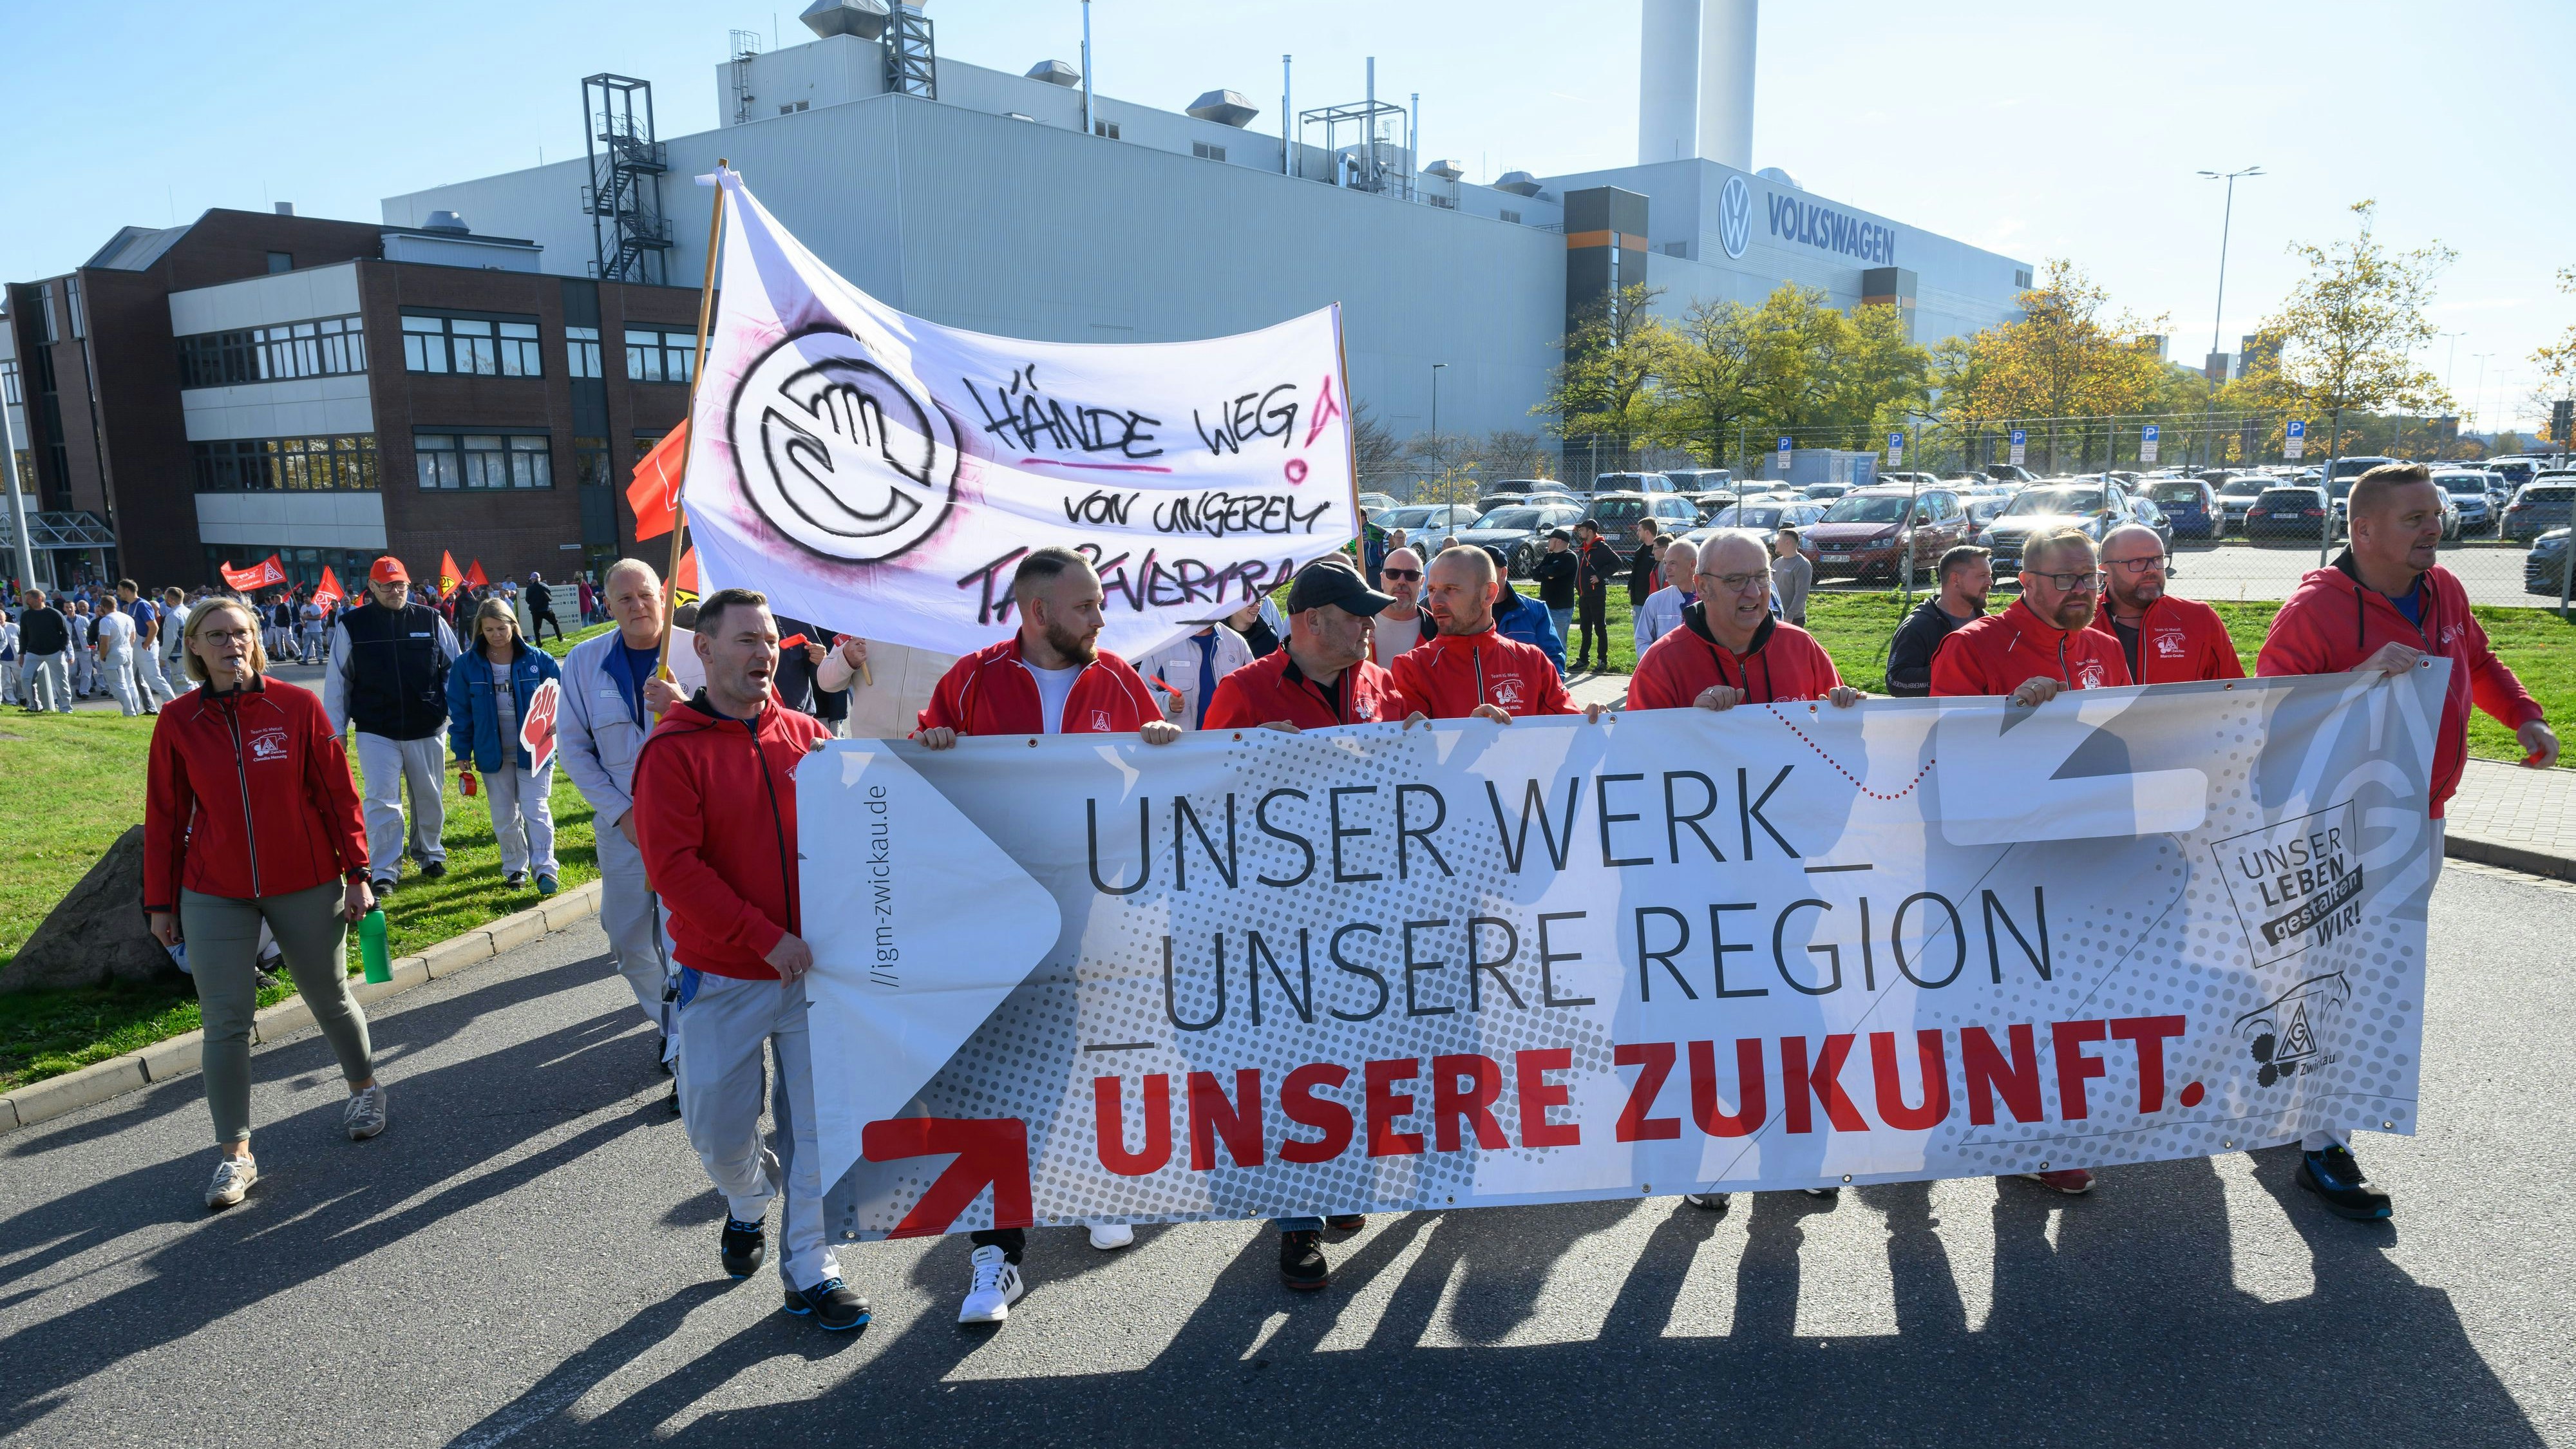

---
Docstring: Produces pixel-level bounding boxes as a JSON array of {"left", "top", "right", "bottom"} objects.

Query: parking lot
[{"left": 1805, "top": 538, "right": 2564, "bottom": 610}]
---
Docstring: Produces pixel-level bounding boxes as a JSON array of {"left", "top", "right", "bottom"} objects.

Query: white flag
[{"left": 681, "top": 169, "right": 1359, "bottom": 660}]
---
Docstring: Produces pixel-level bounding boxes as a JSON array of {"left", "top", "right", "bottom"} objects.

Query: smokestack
[
  {"left": 1637, "top": 0, "right": 1698, "bottom": 166},
  {"left": 1698, "top": 0, "right": 1756, "bottom": 171}
]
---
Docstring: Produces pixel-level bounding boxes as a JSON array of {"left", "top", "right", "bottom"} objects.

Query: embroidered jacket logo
[{"left": 247, "top": 727, "right": 290, "bottom": 762}]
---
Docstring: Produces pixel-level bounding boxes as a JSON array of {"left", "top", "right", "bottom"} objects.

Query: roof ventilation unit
[
  {"left": 1026, "top": 59, "right": 1081, "bottom": 86},
  {"left": 1757, "top": 166, "right": 1802, "bottom": 191},
  {"left": 1493, "top": 171, "right": 1541, "bottom": 196},
  {"left": 800, "top": 0, "right": 890, "bottom": 40},
  {"left": 1185, "top": 90, "right": 1259, "bottom": 127},
  {"left": 1421, "top": 158, "right": 1462, "bottom": 180},
  {"left": 423, "top": 210, "right": 471, "bottom": 234}
]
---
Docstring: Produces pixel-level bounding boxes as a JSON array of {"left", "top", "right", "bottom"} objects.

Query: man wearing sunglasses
[
  {"left": 1929, "top": 527, "right": 2130, "bottom": 710},
  {"left": 1368, "top": 547, "right": 1425, "bottom": 668},
  {"left": 2094, "top": 524, "right": 2244, "bottom": 685},
  {"left": 1629, "top": 531, "right": 1859, "bottom": 713}
]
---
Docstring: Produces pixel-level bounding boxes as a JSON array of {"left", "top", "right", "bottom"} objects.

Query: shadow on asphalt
[{"left": 0, "top": 948, "right": 2544, "bottom": 1448}]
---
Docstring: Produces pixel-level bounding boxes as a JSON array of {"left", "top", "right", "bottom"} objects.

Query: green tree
[
  {"left": 1829, "top": 301, "right": 1933, "bottom": 444},
  {"left": 2244, "top": 200, "right": 2454, "bottom": 462},
  {"left": 1537, "top": 283, "right": 1673, "bottom": 445},
  {"left": 1740, "top": 282, "right": 1849, "bottom": 442},
  {"left": 1652, "top": 296, "right": 1759, "bottom": 469},
  {"left": 1970, "top": 259, "right": 2169, "bottom": 470}
]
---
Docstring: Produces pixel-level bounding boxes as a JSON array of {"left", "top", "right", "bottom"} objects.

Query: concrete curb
[
  {"left": 0, "top": 880, "right": 603, "bottom": 1139},
  {"left": 2445, "top": 831, "right": 2576, "bottom": 882}
]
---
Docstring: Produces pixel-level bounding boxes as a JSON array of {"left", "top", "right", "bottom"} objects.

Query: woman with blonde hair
[
  {"left": 144, "top": 596, "right": 384, "bottom": 1210},
  {"left": 446, "top": 596, "right": 563, "bottom": 894}
]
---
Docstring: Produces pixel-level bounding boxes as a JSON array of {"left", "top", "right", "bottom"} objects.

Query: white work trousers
[
  {"left": 97, "top": 649, "right": 141, "bottom": 715},
  {"left": 480, "top": 757, "right": 558, "bottom": 878},
  {"left": 354, "top": 732, "right": 448, "bottom": 875},
  {"left": 71, "top": 645, "right": 94, "bottom": 696},
  {"left": 133, "top": 647, "right": 178, "bottom": 709},
  {"left": 594, "top": 823, "right": 667, "bottom": 1027},
  {"left": 23, "top": 652, "right": 70, "bottom": 712},
  {"left": 676, "top": 970, "right": 836, "bottom": 1291}
]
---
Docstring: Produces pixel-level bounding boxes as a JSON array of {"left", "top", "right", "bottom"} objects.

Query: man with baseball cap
[{"left": 323, "top": 556, "right": 460, "bottom": 895}]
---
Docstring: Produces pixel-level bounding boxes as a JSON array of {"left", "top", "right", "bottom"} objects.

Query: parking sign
[
  {"left": 1886, "top": 431, "right": 1904, "bottom": 467},
  {"left": 2140, "top": 424, "right": 2159, "bottom": 464},
  {"left": 2285, "top": 419, "right": 2307, "bottom": 460},
  {"left": 2009, "top": 428, "right": 2027, "bottom": 466},
  {"left": 1777, "top": 435, "right": 1793, "bottom": 474}
]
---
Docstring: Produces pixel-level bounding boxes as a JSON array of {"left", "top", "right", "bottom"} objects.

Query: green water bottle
[{"left": 360, "top": 908, "right": 391, "bottom": 984}]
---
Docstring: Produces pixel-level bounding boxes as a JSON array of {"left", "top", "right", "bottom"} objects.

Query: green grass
[{"left": 0, "top": 623, "right": 618, "bottom": 1092}]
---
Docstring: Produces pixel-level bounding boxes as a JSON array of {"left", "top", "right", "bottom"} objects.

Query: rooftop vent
[
  {"left": 800, "top": 0, "right": 891, "bottom": 40},
  {"left": 422, "top": 210, "right": 471, "bottom": 234},
  {"left": 1493, "top": 171, "right": 1541, "bottom": 196},
  {"left": 273, "top": 202, "right": 296, "bottom": 216},
  {"left": 1185, "top": 89, "right": 1259, "bottom": 128},
  {"left": 1026, "top": 59, "right": 1081, "bottom": 87},
  {"left": 1756, "top": 166, "right": 1803, "bottom": 191},
  {"left": 1422, "top": 158, "right": 1463, "bottom": 181}
]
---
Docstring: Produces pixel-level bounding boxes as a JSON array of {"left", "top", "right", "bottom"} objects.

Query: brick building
[{"left": 1, "top": 205, "right": 700, "bottom": 592}]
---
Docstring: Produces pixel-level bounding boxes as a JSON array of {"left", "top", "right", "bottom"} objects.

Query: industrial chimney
[
  {"left": 1698, "top": 0, "right": 1755, "bottom": 172},
  {"left": 1635, "top": 0, "right": 1756, "bottom": 171}
]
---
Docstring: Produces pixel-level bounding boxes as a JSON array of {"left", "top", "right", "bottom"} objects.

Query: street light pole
[
  {"left": 0, "top": 395, "right": 36, "bottom": 593},
  {"left": 2197, "top": 166, "right": 2264, "bottom": 469},
  {"left": 1430, "top": 361, "right": 1446, "bottom": 455}
]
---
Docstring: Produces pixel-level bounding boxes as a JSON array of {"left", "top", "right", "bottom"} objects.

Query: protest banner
[
  {"left": 678, "top": 169, "right": 1359, "bottom": 663},
  {"left": 218, "top": 554, "right": 287, "bottom": 591},
  {"left": 798, "top": 667, "right": 2447, "bottom": 1240}
]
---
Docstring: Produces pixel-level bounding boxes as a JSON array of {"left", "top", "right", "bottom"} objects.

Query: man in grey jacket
[{"left": 556, "top": 558, "right": 674, "bottom": 1045}]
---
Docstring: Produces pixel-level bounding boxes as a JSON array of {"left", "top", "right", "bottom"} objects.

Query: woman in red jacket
[{"left": 144, "top": 598, "right": 384, "bottom": 1211}]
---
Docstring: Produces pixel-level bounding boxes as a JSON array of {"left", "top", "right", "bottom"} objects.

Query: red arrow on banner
[{"left": 860, "top": 1117, "right": 1032, "bottom": 1237}]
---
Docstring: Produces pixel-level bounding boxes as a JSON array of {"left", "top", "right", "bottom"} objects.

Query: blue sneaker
[
  {"left": 719, "top": 1216, "right": 766, "bottom": 1278},
  {"left": 784, "top": 1276, "right": 871, "bottom": 1331},
  {"left": 536, "top": 874, "right": 558, "bottom": 896},
  {"left": 2299, "top": 1144, "right": 2393, "bottom": 1220}
]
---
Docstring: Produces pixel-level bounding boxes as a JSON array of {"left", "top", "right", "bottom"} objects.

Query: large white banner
[
  {"left": 799, "top": 668, "right": 2447, "bottom": 1241},
  {"left": 680, "top": 170, "right": 1359, "bottom": 661}
]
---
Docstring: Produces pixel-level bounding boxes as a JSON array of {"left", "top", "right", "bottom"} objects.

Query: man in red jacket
[
  {"left": 632, "top": 587, "right": 867, "bottom": 1334},
  {"left": 1631, "top": 531, "right": 1861, "bottom": 713},
  {"left": 1930, "top": 527, "right": 2123, "bottom": 1196},
  {"left": 2096, "top": 524, "right": 2246, "bottom": 685},
  {"left": 916, "top": 545, "right": 1179, "bottom": 1321},
  {"left": 1205, "top": 558, "right": 1419, "bottom": 735},
  {"left": 1930, "top": 528, "right": 2132, "bottom": 705},
  {"left": 1391, "top": 546, "right": 1598, "bottom": 722},
  {"left": 2257, "top": 462, "right": 2556, "bottom": 1221}
]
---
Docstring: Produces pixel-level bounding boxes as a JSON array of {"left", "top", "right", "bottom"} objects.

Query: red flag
[
  {"left": 437, "top": 551, "right": 464, "bottom": 595},
  {"left": 627, "top": 422, "right": 689, "bottom": 541},
  {"left": 465, "top": 558, "right": 490, "bottom": 589},
  {"left": 220, "top": 554, "right": 287, "bottom": 591},
  {"left": 312, "top": 565, "right": 346, "bottom": 607},
  {"left": 673, "top": 546, "right": 700, "bottom": 601}
]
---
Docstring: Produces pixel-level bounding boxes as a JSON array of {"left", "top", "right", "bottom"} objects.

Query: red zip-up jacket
[
  {"left": 1390, "top": 628, "right": 1573, "bottom": 719},
  {"left": 2094, "top": 594, "right": 2247, "bottom": 685},
  {"left": 915, "top": 635, "right": 1161, "bottom": 737},
  {"left": 2258, "top": 554, "right": 2542, "bottom": 817},
  {"left": 144, "top": 677, "right": 367, "bottom": 912},
  {"left": 1930, "top": 598, "right": 2133, "bottom": 698},
  {"left": 1203, "top": 649, "right": 1412, "bottom": 730},
  {"left": 632, "top": 692, "right": 833, "bottom": 979},
  {"left": 1628, "top": 608, "right": 1842, "bottom": 710}
]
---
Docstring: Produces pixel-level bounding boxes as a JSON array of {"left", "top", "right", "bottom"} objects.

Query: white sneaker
[
  {"left": 1086, "top": 1220, "right": 1135, "bottom": 1250},
  {"left": 343, "top": 1084, "right": 387, "bottom": 1141},
  {"left": 205, "top": 1155, "right": 258, "bottom": 1209},
  {"left": 958, "top": 1244, "right": 1025, "bottom": 1325}
]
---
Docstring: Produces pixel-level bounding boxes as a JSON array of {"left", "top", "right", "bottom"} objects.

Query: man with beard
[
  {"left": 1391, "top": 546, "right": 1600, "bottom": 723},
  {"left": 916, "top": 546, "right": 1180, "bottom": 1323},
  {"left": 1929, "top": 527, "right": 2124, "bottom": 1197},
  {"left": 632, "top": 588, "right": 866, "bottom": 1333},
  {"left": 1369, "top": 546, "right": 1426, "bottom": 668},
  {"left": 2094, "top": 524, "right": 2243, "bottom": 684},
  {"left": 1884, "top": 545, "right": 1991, "bottom": 698}
]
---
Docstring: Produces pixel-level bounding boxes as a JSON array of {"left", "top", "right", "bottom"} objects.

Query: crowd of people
[{"left": 110, "top": 462, "right": 2561, "bottom": 1336}]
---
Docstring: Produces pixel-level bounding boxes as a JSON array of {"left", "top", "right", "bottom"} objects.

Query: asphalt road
[{"left": 3, "top": 862, "right": 2571, "bottom": 1448}]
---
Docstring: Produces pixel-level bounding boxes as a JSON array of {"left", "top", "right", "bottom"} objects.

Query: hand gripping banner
[
  {"left": 682, "top": 169, "right": 1359, "bottom": 662},
  {"left": 799, "top": 667, "right": 2448, "bottom": 1240}
]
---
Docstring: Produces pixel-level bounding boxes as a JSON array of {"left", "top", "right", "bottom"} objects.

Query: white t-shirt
[
  {"left": 1027, "top": 663, "right": 1082, "bottom": 735},
  {"left": 93, "top": 610, "right": 136, "bottom": 655},
  {"left": 1371, "top": 611, "right": 1421, "bottom": 669}
]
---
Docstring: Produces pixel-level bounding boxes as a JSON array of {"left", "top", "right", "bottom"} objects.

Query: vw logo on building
[{"left": 1717, "top": 174, "right": 1753, "bottom": 260}]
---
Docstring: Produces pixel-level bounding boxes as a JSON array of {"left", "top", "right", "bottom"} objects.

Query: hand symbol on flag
[{"left": 518, "top": 677, "right": 562, "bottom": 772}]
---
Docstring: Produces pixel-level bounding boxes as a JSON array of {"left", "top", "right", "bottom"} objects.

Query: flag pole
[{"left": 657, "top": 158, "right": 731, "bottom": 682}]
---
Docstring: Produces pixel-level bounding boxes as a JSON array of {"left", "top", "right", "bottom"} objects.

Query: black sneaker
[
  {"left": 505, "top": 870, "right": 526, "bottom": 888},
  {"left": 667, "top": 1082, "right": 683, "bottom": 1116},
  {"left": 420, "top": 861, "right": 447, "bottom": 881},
  {"left": 371, "top": 876, "right": 397, "bottom": 897},
  {"left": 784, "top": 1277, "right": 871, "bottom": 1331},
  {"left": 720, "top": 1216, "right": 766, "bottom": 1278},
  {"left": 1801, "top": 1187, "right": 1839, "bottom": 1198},
  {"left": 1279, "top": 1229, "right": 1330, "bottom": 1291},
  {"left": 1325, "top": 1214, "right": 1366, "bottom": 1233},
  {"left": 2299, "top": 1144, "right": 2393, "bottom": 1220},
  {"left": 1683, "top": 1193, "right": 1730, "bottom": 1217}
]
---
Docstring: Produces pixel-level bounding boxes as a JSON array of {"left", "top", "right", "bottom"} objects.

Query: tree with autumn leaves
[
  {"left": 2230, "top": 200, "right": 2454, "bottom": 461},
  {"left": 1927, "top": 260, "right": 2168, "bottom": 473}
]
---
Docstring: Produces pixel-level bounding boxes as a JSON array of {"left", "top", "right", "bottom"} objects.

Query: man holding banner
[{"left": 1390, "top": 546, "right": 1587, "bottom": 723}]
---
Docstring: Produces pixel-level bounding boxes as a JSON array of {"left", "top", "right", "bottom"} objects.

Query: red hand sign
[
  {"left": 518, "top": 677, "right": 562, "bottom": 772},
  {"left": 860, "top": 1117, "right": 1032, "bottom": 1237}
]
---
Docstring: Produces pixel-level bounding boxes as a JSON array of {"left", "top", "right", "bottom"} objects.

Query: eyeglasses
[
  {"left": 1379, "top": 569, "right": 1420, "bottom": 582},
  {"left": 1700, "top": 570, "right": 1771, "bottom": 594},
  {"left": 2101, "top": 555, "right": 2170, "bottom": 575},
  {"left": 2024, "top": 569, "right": 2103, "bottom": 592}
]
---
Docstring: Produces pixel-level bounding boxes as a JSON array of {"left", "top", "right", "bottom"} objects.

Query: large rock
[{"left": 1, "top": 826, "right": 184, "bottom": 992}]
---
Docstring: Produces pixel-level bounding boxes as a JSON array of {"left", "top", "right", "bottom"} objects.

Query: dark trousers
[
  {"left": 972, "top": 1227, "right": 1026, "bottom": 1262},
  {"left": 531, "top": 607, "right": 564, "bottom": 644},
  {"left": 1573, "top": 590, "right": 1611, "bottom": 665}
]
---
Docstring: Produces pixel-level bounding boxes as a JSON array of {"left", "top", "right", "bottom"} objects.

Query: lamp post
[
  {"left": 2432, "top": 330, "right": 2467, "bottom": 457},
  {"left": 1430, "top": 361, "right": 1446, "bottom": 444},
  {"left": 2196, "top": 166, "right": 2264, "bottom": 468}
]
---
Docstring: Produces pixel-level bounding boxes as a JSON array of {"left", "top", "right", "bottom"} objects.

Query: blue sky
[{"left": 6, "top": 0, "right": 2566, "bottom": 427}]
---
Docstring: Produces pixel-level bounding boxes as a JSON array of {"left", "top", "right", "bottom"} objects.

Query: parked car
[
  {"left": 1984, "top": 464, "right": 2040, "bottom": 486},
  {"left": 1581, "top": 491, "right": 1701, "bottom": 536},
  {"left": 1372, "top": 502, "right": 1484, "bottom": 539},
  {"left": 1663, "top": 468, "right": 1734, "bottom": 491},
  {"left": 1455, "top": 502, "right": 1586, "bottom": 576},
  {"left": 1964, "top": 495, "right": 2011, "bottom": 540},
  {"left": 1357, "top": 492, "right": 1399, "bottom": 515},
  {"left": 2141, "top": 477, "right": 2222, "bottom": 540},
  {"left": 1976, "top": 482, "right": 2132, "bottom": 578},
  {"left": 2486, "top": 457, "right": 2544, "bottom": 491},
  {"left": 1696, "top": 501, "right": 1827, "bottom": 561},
  {"left": 1686, "top": 490, "right": 1741, "bottom": 522},
  {"left": 1802, "top": 486, "right": 1971, "bottom": 583},
  {"left": 1593, "top": 471, "right": 1676, "bottom": 494},
  {"left": 1479, "top": 486, "right": 1575, "bottom": 514},
  {"left": 2213, "top": 475, "right": 2269, "bottom": 531},
  {"left": 2526, "top": 529, "right": 2572, "bottom": 596},
  {"left": 2244, "top": 485, "right": 2331, "bottom": 541},
  {"left": 1801, "top": 482, "right": 1855, "bottom": 502},
  {"left": 2505, "top": 482, "right": 2576, "bottom": 542},
  {"left": 2126, "top": 496, "right": 2177, "bottom": 557},
  {"left": 1482, "top": 478, "right": 1570, "bottom": 502},
  {"left": 2433, "top": 471, "right": 2498, "bottom": 538}
]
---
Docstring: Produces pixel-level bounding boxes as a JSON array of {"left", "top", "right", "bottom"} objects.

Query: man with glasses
[
  {"left": 2094, "top": 524, "right": 2243, "bottom": 685},
  {"left": 1929, "top": 527, "right": 2125, "bottom": 1195},
  {"left": 1631, "top": 531, "right": 1859, "bottom": 714}
]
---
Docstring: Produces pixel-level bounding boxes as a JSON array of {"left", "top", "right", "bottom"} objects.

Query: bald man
[
  {"left": 1390, "top": 546, "right": 1596, "bottom": 722},
  {"left": 1633, "top": 538, "right": 1700, "bottom": 658},
  {"left": 1370, "top": 546, "right": 1426, "bottom": 668},
  {"left": 2094, "top": 523, "right": 2244, "bottom": 684}
]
